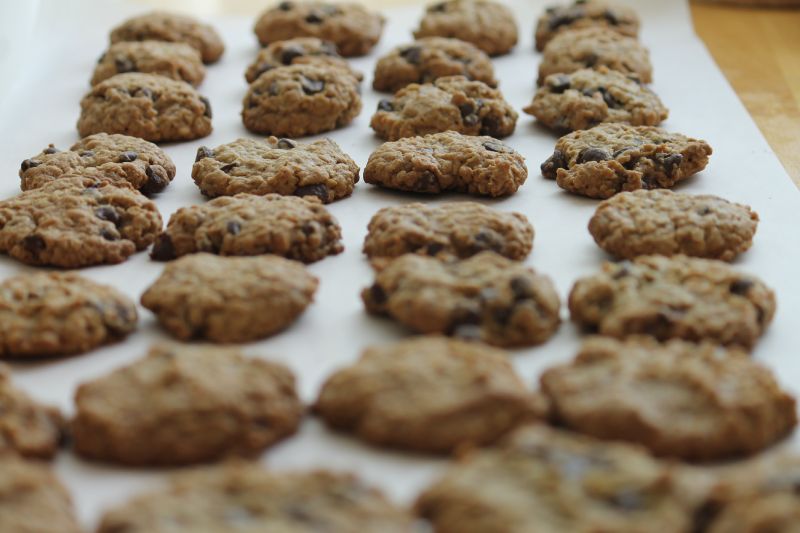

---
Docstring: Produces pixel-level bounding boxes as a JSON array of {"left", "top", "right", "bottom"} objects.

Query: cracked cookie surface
[
  {"left": 151, "top": 193, "right": 343, "bottom": 263},
  {"left": 140, "top": 253, "right": 318, "bottom": 343},
  {"left": 72, "top": 343, "right": 303, "bottom": 466},
  {"left": 192, "top": 136, "right": 359, "bottom": 203},
  {"left": 535, "top": 0, "right": 640, "bottom": 51},
  {"left": 371, "top": 75, "right": 517, "bottom": 140},
  {"left": 363, "top": 252, "right": 560, "bottom": 347},
  {"left": 0, "top": 177, "right": 162, "bottom": 268},
  {"left": 20, "top": 133, "right": 175, "bottom": 195},
  {"left": 244, "top": 37, "right": 361, "bottom": 84},
  {"left": 568, "top": 254, "right": 776, "bottom": 349},
  {"left": 541, "top": 123, "right": 712, "bottom": 199},
  {"left": 314, "top": 336, "right": 546, "bottom": 453},
  {"left": 364, "top": 131, "right": 527, "bottom": 197},
  {"left": 77, "top": 73, "right": 212, "bottom": 142},
  {"left": 413, "top": 0, "right": 518, "bottom": 56},
  {"left": 92, "top": 40, "right": 205, "bottom": 86}
]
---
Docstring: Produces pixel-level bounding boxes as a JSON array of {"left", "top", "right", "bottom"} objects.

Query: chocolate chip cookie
[
  {"left": 72, "top": 343, "right": 303, "bottom": 466},
  {"left": 364, "top": 132, "right": 527, "bottom": 197},
  {"left": 535, "top": 0, "right": 640, "bottom": 51},
  {"left": 538, "top": 27, "right": 652, "bottom": 85},
  {"left": 20, "top": 133, "right": 176, "bottom": 195},
  {"left": 589, "top": 190, "right": 759, "bottom": 261},
  {"left": 0, "top": 454, "right": 82, "bottom": 533},
  {"left": 314, "top": 336, "right": 546, "bottom": 454},
  {"left": 92, "top": 40, "right": 205, "bottom": 86},
  {"left": 0, "top": 272, "right": 137, "bottom": 358},
  {"left": 568, "top": 255, "right": 776, "bottom": 349},
  {"left": 97, "top": 464, "right": 414, "bottom": 533},
  {"left": 363, "top": 202, "right": 534, "bottom": 261},
  {"left": 77, "top": 73, "right": 213, "bottom": 142},
  {"left": 370, "top": 75, "right": 517, "bottom": 141},
  {"left": 242, "top": 64, "right": 361, "bottom": 137},
  {"left": 110, "top": 11, "right": 225, "bottom": 64},
  {"left": 192, "top": 137, "right": 359, "bottom": 203},
  {"left": 416, "top": 425, "right": 708, "bottom": 533},
  {"left": 540, "top": 336, "right": 797, "bottom": 461},
  {"left": 413, "top": 0, "right": 518, "bottom": 56},
  {"left": 0, "top": 177, "right": 162, "bottom": 268},
  {"left": 244, "top": 36, "right": 362, "bottom": 84},
  {"left": 151, "top": 193, "right": 343, "bottom": 263},
  {"left": 541, "top": 123, "right": 712, "bottom": 199},
  {"left": 373, "top": 37, "right": 496, "bottom": 93},
  {"left": 363, "top": 252, "right": 561, "bottom": 347},
  {"left": 254, "top": 2, "right": 385, "bottom": 57},
  {"left": 140, "top": 253, "right": 318, "bottom": 343},
  {"left": 0, "top": 365, "right": 64, "bottom": 459},
  {"left": 525, "top": 67, "right": 668, "bottom": 132}
]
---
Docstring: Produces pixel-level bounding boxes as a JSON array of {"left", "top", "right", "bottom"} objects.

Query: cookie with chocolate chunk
[
  {"left": 541, "top": 123, "right": 712, "bottom": 199},
  {"left": 20, "top": 133, "right": 175, "bottom": 194},
  {"left": 244, "top": 37, "right": 361, "bottom": 83},
  {"left": 192, "top": 137, "right": 359, "bottom": 203},
  {"left": 535, "top": 0, "right": 640, "bottom": 51},
  {"left": 414, "top": 0, "right": 518, "bottom": 56},
  {"left": 92, "top": 40, "right": 205, "bottom": 86},
  {"left": 77, "top": 73, "right": 212, "bottom": 142},
  {"left": 370, "top": 75, "right": 517, "bottom": 140},
  {"left": 568, "top": 254, "right": 776, "bottom": 349},
  {"left": 363, "top": 252, "right": 560, "bottom": 347}
]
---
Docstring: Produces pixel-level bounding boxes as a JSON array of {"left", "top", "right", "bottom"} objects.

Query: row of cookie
[{"left": 10, "top": 424, "right": 799, "bottom": 532}]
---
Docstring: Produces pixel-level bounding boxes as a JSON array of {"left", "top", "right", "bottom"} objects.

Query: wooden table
[{"left": 141, "top": 0, "right": 800, "bottom": 186}]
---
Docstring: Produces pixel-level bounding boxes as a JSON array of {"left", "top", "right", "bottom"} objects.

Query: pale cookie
[
  {"left": 140, "top": 253, "right": 318, "bottom": 343},
  {"left": 110, "top": 10, "right": 225, "bottom": 64},
  {"left": 192, "top": 136, "right": 359, "bottom": 203},
  {"left": 373, "top": 37, "right": 496, "bottom": 93},
  {"left": 244, "top": 37, "right": 362, "bottom": 84},
  {"left": 92, "top": 40, "right": 205, "bottom": 86},
  {"left": 254, "top": 2, "right": 385, "bottom": 57},
  {"left": 363, "top": 202, "right": 534, "bottom": 261},
  {"left": 568, "top": 254, "right": 776, "bottom": 349},
  {"left": 72, "top": 343, "right": 303, "bottom": 466},
  {"left": 540, "top": 336, "right": 797, "bottom": 461},
  {"left": 538, "top": 27, "right": 652, "bottom": 85},
  {"left": 541, "top": 123, "right": 712, "bottom": 199},
  {"left": 535, "top": 0, "right": 640, "bottom": 51},
  {"left": 0, "top": 454, "right": 82, "bottom": 533},
  {"left": 414, "top": 0, "right": 518, "bottom": 57},
  {"left": 0, "top": 272, "right": 137, "bottom": 358},
  {"left": 363, "top": 252, "right": 561, "bottom": 347},
  {"left": 77, "top": 73, "right": 212, "bottom": 142},
  {"left": 0, "top": 177, "right": 162, "bottom": 268},
  {"left": 589, "top": 189, "right": 759, "bottom": 261},
  {"left": 97, "top": 464, "right": 414, "bottom": 533},
  {"left": 314, "top": 336, "right": 546, "bottom": 454},
  {"left": 525, "top": 67, "right": 668, "bottom": 132},
  {"left": 416, "top": 425, "right": 709, "bottom": 533},
  {"left": 20, "top": 133, "right": 176, "bottom": 195},
  {"left": 242, "top": 64, "right": 361, "bottom": 137},
  {"left": 364, "top": 132, "right": 527, "bottom": 197},
  {"left": 371, "top": 75, "right": 517, "bottom": 141},
  {"left": 0, "top": 365, "right": 64, "bottom": 459},
  {"left": 151, "top": 193, "right": 343, "bottom": 263}
]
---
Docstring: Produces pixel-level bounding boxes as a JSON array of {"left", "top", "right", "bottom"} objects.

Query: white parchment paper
[{"left": 1, "top": 0, "right": 799, "bottom": 527}]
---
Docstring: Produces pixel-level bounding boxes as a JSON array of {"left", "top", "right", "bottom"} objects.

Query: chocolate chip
[
  {"left": 369, "top": 283, "right": 387, "bottom": 305},
  {"left": 141, "top": 166, "right": 168, "bottom": 195},
  {"left": 305, "top": 12, "right": 323, "bottom": 23},
  {"left": 227, "top": 221, "right": 241, "bottom": 235},
  {"left": 300, "top": 77, "right": 324, "bottom": 95},
  {"left": 118, "top": 151, "right": 137, "bottom": 163},
  {"left": 43, "top": 145, "right": 58, "bottom": 154},
  {"left": 691, "top": 502, "right": 719, "bottom": 533},
  {"left": 584, "top": 53, "right": 598, "bottom": 67},
  {"left": 220, "top": 163, "right": 236, "bottom": 173},
  {"left": 473, "top": 230, "right": 502, "bottom": 253},
  {"left": 492, "top": 306, "right": 513, "bottom": 324},
  {"left": 730, "top": 279, "right": 754, "bottom": 295},
  {"left": 549, "top": 75, "right": 571, "bottom": 93},
  {"left": 377, "top": 99, "right": 394, "bottom": 112},
  {"left": 150, "top": 234, "right": 176, "bottom": 261},
  {"left": 612, "top": 262, "right": 632, "bottom": 279},
  {"left": 114, "top": 57, "right": 136, "bottom": 73},
  {"left": 458, "top": 101, "right": 476, "bottom": 118},
  {"left": 479, "top": 116, "right": 502, "bottom": 136},
  {"left": 604, "top": 9, "right": 620, "bottom": 25},
  {"left": 95, "top": 206, "right": 120, "bottom": 225},
  {"left": 100, "top": 228, "right": 118, "bottom": 241},
  {"left": 612, "top": 147, "right": 633, "bottom": 159},
  {"left": 80, "top": 150, "right": 95, "bottom": 157},
  {"left": 483, "top": 140, "right": 505, "bottom": 153},
  {"left": 294, "top": 183, "right": 329, "bottom": 202},
  {"left": 415, "top": 171, "right": 439, "bottom": 192},
  {"left": 597, "top": 87, "right": 621, "bottom": 108},
  {"left": 430, "top": 2, "right": 448, "bottom": 12},
  {"left": 549, "top": 13, "right": 578, "bottom": 31},
  {"left": 301, "top": 222, "right": 316, "bottom": 235},
  {"left": 541, "top": 150, "right": 567, "bottom": 179},
  {"left": 20, "top": 159, "right": 40, "bottom": 172},
  {"left": 278, "top": 1, "right": 293, "bottom": 10},
  {"left": 697, "top": 206, "right": 711, "bottom": 216},
  {"left": 510, "top": 276, "right": 533, "bottom": 300},
  {"left": 659, "top": 153, "right": 683, "bottom": 173},
  {"left": 400, "top": 46, "right": 422, "bottom": 65},
  {"left": 277, "top": 138, "right": 297, "bottom": 149},
  {"left": 425, "top": 242, "right": 445, "bottom": 255},
  {"left": 253, "top": 63, "right": 274, "bottom": 80},
  {"left": 195, "top": 146, "right": 215, "bottom": 162},
  {"left": 577, "top": 147, "right": 610, "bottom": 164},
  {"left": 22, "top": 234, "right": 45, "bottom": 255},
  {"left": 281, "top": 45, "right": 305, "bottom": 65},
  {"left": 200, "top": 96, "right": 212, "bottom": 118}
]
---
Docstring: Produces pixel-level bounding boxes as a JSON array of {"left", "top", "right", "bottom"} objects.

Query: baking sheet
[{"left": 1, "top": 0, "right": 799, "bottom": 527}]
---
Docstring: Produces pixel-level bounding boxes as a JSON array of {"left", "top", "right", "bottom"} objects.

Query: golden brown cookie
[
  {"left": 244, "top": 37, "right": 361, "bottom": 84},
  {"left": 535, "top": 0, "right": 640, "bottom": 51},
  {"left": 414, "top": 0, "right": 518, "bottom": 56},
  {"left": 92, "top": 40, "right": 205, "bottom": 86}
]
